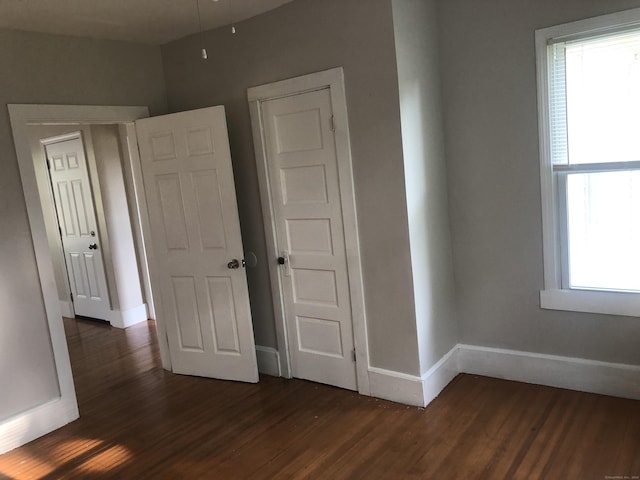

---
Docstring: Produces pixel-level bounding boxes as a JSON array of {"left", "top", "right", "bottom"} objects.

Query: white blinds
[{"left": 548, "top": 29, "right": 640, "bottom": 165}]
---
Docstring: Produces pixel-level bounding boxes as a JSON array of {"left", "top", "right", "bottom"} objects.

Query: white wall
[
  {"left": 392, "top": 0, "right": 459, "bottom": 374},
  {"left": 438, "top": 0, "right": 640, "bottom": 365}
]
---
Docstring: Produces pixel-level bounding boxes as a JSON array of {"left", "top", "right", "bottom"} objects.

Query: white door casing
[
  {"left": 135, "top": 106, "right": 258, "bottom": 382},
  {"left": 248, "top": 67, "right": 370, "bottom": 394},
  {"left": 44, "top": 133, "right": 110, "bottom": 321}
]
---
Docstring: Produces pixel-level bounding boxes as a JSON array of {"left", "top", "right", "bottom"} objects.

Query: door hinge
[
  {"left": 330, "top": 115, "right": 336, "bottom": 132},
  {"left": 70, "top": 292, "right": 73, "bottom": 302},
  {"left": 46, "top": 159, "right": 51, "bottom": 170},
  {"left": 352, "top": 349, "right": 357, "bottom": 362}
]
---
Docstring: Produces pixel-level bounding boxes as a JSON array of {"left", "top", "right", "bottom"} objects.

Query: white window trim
[{"left": 535, "top": 8, "right": 640, "bottom": 317}]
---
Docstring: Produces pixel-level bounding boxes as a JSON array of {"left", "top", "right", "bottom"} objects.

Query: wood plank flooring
[{"left": 1, "top": 318, "right": 639, "bottom": 479}]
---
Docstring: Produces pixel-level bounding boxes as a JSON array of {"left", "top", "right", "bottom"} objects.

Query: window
[{"left": 536, "top": 9, "right": 640, "bottom": 316}]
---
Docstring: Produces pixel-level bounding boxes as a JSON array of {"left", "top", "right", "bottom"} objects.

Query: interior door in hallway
[
  {"left": 135, "top": 106, "right": 258, "bottom": 382},
  {"left": 45, "top": 133, "right": 110, "bottom": 321},
  {"left": 260, "top": 88, "right": 357, "bottom": 391}
]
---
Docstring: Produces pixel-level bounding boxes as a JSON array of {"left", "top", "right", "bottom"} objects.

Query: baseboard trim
[
  {"left": 368, "top": 367, "right": 425, "bottom": 406},
  {"left": 0, "top": 395, "right": 78, "bottom": 455},
  {"left": 365, "top": 343, "right": 640, "bottom": 408},
  {"left": 59, "top": 300, "right": 73, "bottom": 318},
  {"left": 457, "top": 344, "right": 640, "bottom": 401},
  {"left": 108, "top": 303, "right": 148, "bottom": 329},
  {"left": 421, "top": 347, "right": 460, "bottom": 407},
  {"left": 256, "top": 346, "right": 280, "bottom": 377}
]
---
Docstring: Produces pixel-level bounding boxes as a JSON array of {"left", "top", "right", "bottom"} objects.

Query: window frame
[{"left": 535, "top": 8, "right": 640, "bottom": 317}]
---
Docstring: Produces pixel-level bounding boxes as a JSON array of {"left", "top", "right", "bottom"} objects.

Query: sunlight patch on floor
[
  {"left": 77, "top": 444, "right": 132, "bottom": 473},
  {"left": 52, "top": 438, "right": 104, "bottom": 463},
  {"left": 0, "top": 455, "right": 56, "bottom": 479},
  {"left": 0, "top": 438, "right": 132, "bottom": 479}
]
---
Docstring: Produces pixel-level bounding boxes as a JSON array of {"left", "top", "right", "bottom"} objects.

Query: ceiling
[{"left": 0, "top": 0, "right": 296, "bottom": 45}]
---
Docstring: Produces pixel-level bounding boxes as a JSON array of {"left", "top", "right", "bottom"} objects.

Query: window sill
[{"left": 540, "top": 289, "right": 640, "bottom": 317}]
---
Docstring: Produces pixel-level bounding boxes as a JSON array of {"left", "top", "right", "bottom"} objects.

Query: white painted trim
[
  {"left": 368, "top": 367, "right": 425, "bottom": 407},
  {"left": 247, "top": 67, "right": 371, "bottom": 396},
  {"left": 457, "top": 344, "right": 640, "bottom": 401},
  {"left": 256, "top": 346, "right": 281, "bottom": 377},
  {"left": 537, "top": 7, "right": 640, "bottom": 43},
  {"left": 118, "top": 124, "right": 156, "bottom": 321},
  {"left": 367, "top": 345, "right": 459, "bottom": 407},
  {"left": 421, "top": 347, "right": 459, "bottom": 407},
  {"left": 535, "top": 22, "right": 563, "bottom": 292},
  {"left": 248, "top": 67, "right": 347, "bottom": 102},
  {"left": 541, "top": 288, "right": 640, "bottom": 317},
  {"left": 0, "top": 396, "right": 78, "bottom": 455},
  {"left": 59, "top": 300, "right": 74, "bottom": 318},
  {"left": 366, "top": 343, "right": 640, "bottom": 407},
  {"left": 108, "top": 303, "right": 148, "bottom": 329},
  {"left": 7, "top": 104, "right": 148, "bottom": 452}
]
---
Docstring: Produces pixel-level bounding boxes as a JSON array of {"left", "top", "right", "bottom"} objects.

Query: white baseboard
[
  {"left": 256, "top": 346, "right": 280, "bottom": 377},
  {"left": 368, "top": 367, "right": 426, "bottom": 406},
  {"left": 59, "top": 300, "right": 74, "bottom": 318},
  {"left": 108, "top": 303, "right": 148, "bottom": 329},
  {"left": 421, "top": 347, "right": 460, "bottom": 406},
  {"left": 367, "top": 344, "right": 459, "bottom": 407},
  {"left": 457, "top": 344, "right": 640, "bottom": 401},
  {"left": 364, "top": 343, "right": 640, "bottom": 408},
  {"left": 0, "top": 396, "right": 78, "bottom": 455}
]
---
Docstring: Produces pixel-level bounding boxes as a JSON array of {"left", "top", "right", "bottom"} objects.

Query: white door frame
[
  {"left": 247, "top": 67, "right": 371, "bottom": 395},
  {"left": 4, "top": 104, "right": 166, "bottom": 454}
]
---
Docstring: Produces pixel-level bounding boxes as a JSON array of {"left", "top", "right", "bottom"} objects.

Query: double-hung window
[{"left": 536, "top": 9, "right": 640, "bottom": 316}]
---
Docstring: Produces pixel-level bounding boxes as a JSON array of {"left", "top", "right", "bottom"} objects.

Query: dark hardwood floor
[{"left": 1, "top": 318, "right": 639, "bottom": 479}]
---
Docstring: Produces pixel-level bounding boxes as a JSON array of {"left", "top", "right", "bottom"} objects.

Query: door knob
[
  {"left": 227, "top": 258, "right": 242, "bottom": 269},
  {"left": 88, "top": 243, "right": 98, "bottom": 250}
]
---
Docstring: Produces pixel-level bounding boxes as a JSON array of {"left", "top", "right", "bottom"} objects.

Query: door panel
[
  {"left": 261, "top": 88, "right": 357, "bottom": 391},
  {"left": 136, "top": 106, "right": 258, "bottom": 382},
  {"left": 46, "top": 135, "right": 110, "bottom": 321}
]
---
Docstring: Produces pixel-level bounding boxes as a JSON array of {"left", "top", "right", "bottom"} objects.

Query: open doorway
[
  {"left": 7, "top": 103, "right": 261, "bottom": 450},
  {"left": 31, "top": 125, "right": 152, "bottom": 326},
  {"left": 5, "top": 104, "right": 161, "bottom": 452}
]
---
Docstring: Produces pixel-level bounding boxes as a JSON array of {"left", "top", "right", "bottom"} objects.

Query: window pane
[
  {"left": 565, "top": 31, "right": 640, "bottom": 164},
  {"left": 567, "top": 170, "right": 640, "bottom": 292}
]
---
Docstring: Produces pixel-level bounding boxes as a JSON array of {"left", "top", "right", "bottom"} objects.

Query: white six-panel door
[
  {"left": 135, "top": 106, "right": 258, "bottom": 382},
  {"left": 45, "top": 134, "right": 110, "bottom": 321},
  {"left": 260, "top": 88, "right": 358, "bottom": 391}
]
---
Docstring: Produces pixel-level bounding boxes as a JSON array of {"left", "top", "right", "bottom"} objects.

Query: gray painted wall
[
  {"left": 162, "top": 0, "right": 421, "bottom": 374},
  {"left": 438, "top": 0, "right": 640, "bottom": 365},
  {"left": 392, "top": 0, "right": 459, "bottom": 374},
  {"left": 0, "top": 28, "right": 166, "bottom": 421},
  {"left": 91, "top": 124, "right": 145, "bottom": 313}
]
